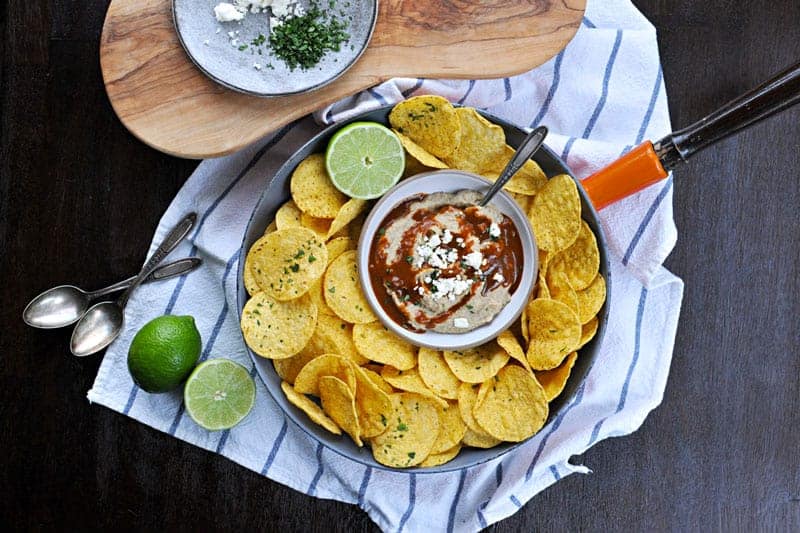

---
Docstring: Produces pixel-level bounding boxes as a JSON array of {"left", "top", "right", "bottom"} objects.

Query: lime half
[
  {"left": 325, "top": 121, "right": 405, "bottom": 199},
  {"left": 184, "top": 359, "right": 256, "bottom": 431}
]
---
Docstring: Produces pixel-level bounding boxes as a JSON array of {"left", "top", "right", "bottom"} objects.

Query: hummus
[{"left": 368, "top": 190, "right": 523, "bottom": 333}]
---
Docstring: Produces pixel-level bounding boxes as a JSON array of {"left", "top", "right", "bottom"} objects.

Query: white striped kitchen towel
[{"left": 88, "top": 0, "right": 684, "bottom": 530}]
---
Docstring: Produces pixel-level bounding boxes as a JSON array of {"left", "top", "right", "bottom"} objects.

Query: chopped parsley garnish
[
  {"left": 397, "top": 422, "right": 408, "bottom": 432},
  {"left": 269, "top": 2, "right": 350, "bottom": 71},
  {"left": 289, "top": 263, "right": 300, "bottom": 273}
]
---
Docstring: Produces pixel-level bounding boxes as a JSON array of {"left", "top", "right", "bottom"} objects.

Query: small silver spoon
[
  {"left": 70, "top": 213, "right": 197, "bottom": 357},
  {"left": 23, "top": 258, "right": 202, "bottom": 329},
  {"left": 479, "top": 125, "right": 548, "bottom": 206}
]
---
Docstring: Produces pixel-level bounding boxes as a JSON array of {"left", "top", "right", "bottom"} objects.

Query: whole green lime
[{"left": 127, "top": 315, "right": 202, "bottom": 393}]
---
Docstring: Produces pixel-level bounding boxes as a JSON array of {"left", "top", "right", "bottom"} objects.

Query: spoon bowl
[
  {"left": 23, "top": 286, "right": 91, "bottom": 329},
  {"left": 70, "top": 302, "right": 124, "bottom": 357},
  {"left": 22, "top": 257, "right": 203, "bottom": 331}
]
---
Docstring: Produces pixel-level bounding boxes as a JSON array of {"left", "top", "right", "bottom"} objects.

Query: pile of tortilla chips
[{"left": 240, "top": 95, "right": 605, "bottom": 468}]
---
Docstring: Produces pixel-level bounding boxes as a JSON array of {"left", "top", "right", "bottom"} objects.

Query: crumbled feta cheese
[
  {"left": 463, "top": 251, "right": 483, "bottom": 270},
  {"left": 428, "top": 233, "right": 441, "bottom": 248},
  {"left": 203, "top": 39, "right": 210, "bottom": 46},
  {"left": 442, "top": 229, "right": 453, "bottom": 244},
  {"left": 216, "top": 27, "right": 222, "bottom": 34},
  {"left": 431, "top": 277, "right": 473, "bottom": 301},
  {"left": 492, "top": 272, "right": 504, "bottom": 283},
  {"left": 270, "top": 0, "right": 294, "bottom": 17},
  {"left": 253, "top": 63, "right": 262, "bottom": 70},
  {"left": 453, "top": 318, "right": 470, "bottom": 329},
  {"left": 214, "top": 3, "right": 245, "bottom": 22},
  {"left": 489, "top": 222, "right": 501, "bottom": 238}
]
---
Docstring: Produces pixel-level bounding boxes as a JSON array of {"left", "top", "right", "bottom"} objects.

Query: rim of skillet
[{"left": 236, "top": 104, "right": 611, "bottom": 474}]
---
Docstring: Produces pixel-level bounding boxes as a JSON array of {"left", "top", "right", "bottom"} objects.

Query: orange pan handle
[
  {"left": 582, "top": 142, "right": 668, "bottom": 210},
  {"left": 581, "top": 60, "right": 800, "bottom": 210}
]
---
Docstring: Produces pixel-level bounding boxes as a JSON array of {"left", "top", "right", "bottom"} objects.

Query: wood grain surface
[
  {"left": 100, "top": 0, "right": 585, "bottom": 158},
  {"left": 1, "top": 0, "right": 799, "bottom": 531}
]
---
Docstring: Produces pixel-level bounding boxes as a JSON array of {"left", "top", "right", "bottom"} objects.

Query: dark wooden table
[{"left": 2, "top": 1, "right": 798, "bottom": 530}]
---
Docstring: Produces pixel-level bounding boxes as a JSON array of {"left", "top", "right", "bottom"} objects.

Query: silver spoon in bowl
[
  {"left": 479, "top": 125, "right": 548, "bottom": 206},
  {"left": 70, "top": 213, "right": 197, "bottom": 357},
  {"left": 22, "top": 257, "right": 202, "bottom": 329}
]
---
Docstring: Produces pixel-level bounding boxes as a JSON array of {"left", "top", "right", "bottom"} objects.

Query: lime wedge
[
  {"left": 184, "top": 359, "right": 256, "bottom": 431},
  {"left": 325, "top": 122, "right": 405, "bottom": 199}
]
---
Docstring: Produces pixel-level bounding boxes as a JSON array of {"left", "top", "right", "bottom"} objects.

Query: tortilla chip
[
  {"left": 290, "top": 153, "right": 347, "bottom": 218},
  {"left": 241, "top": 292, "right": 317, "bottom": 359}
]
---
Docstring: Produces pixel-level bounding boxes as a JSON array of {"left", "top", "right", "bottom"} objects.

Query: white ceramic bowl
[{"left": 357, "top": 170, "right": 538, "bottom": 350}]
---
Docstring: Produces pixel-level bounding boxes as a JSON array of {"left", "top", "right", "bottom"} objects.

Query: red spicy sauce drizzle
[{"left": 368, "top": 193, "right": 523, "bottom": 332}]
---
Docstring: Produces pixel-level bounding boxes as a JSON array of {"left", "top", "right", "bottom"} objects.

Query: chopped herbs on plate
[{"left": 269, "top": 3, "right": 350, "bottom": 71}]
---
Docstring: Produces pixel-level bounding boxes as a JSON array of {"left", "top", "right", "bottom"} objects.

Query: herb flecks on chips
[
  {"left": 241, "top": 292, "right": 317, "bottom": 359},
  {"left": 388, "top": 96, "right": 462, "bottom": 160},
  {"left": 240, "top": 97, "right": 609, "bottom": 469},
  {"left": 250, "top": 227, "right": 328, "bottom": 301}
]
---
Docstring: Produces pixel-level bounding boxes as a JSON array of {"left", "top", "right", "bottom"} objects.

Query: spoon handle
[
  {"left": 479, "top": 126, "right": 548, "bottom": 207},
  {"left": 88, "top": 257, "right": 203, "bottom": 299},
  {"left": 117, "top": 213, "right": 197, "bottom": 307}
]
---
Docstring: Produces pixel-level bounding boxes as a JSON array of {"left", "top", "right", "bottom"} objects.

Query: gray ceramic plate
[
  {"left": 173, "top": 0, "right": 378, "bottom": 97},
  {"left": 236, "top": 106, "right": 611, "bottom": 473}
]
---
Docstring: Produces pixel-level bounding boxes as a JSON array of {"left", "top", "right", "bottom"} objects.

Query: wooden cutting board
[{"left": 100, "top": 1, "right": 585, "bottom": 159}]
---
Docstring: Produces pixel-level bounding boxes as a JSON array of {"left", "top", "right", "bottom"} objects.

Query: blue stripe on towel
[
  {"left": 214, "top": 365, "right": 258, "bottom": 455},
  {"left": 122, "top": 122, "right": 298, "bottom": 416},
  {"left": 168, "top": 251, "right": 240, "bottom": 436},
  {"left": 530, "top": 49, "right": 565, "bottom": 127},
  {"left": 397, "top": 473, "right": 416, "bottom": 533},
  {"left": 561, "top": 137, "right": 577, "bottom": 162},
  {"left": 367, "top": 88, "right": 388, "bottom": 106},
  {"left": 477, "top": 461, "right": 504, "bottom": 528},
  {"left": 561, "top": 30, "right": 622, "bottom": 164},
  {"left": 621, "top": 177, "right": 673, "bottom": 265},
  {"left": 636, "top": 66, "right": 663, "bottom": 144},
  {"left": 582, "top": 30, "right": 623, "bottom": 139},
  {"left": 401, "top": 79, "right": 425, "bottom": 98},
  {"left": 307, "top": 443, "right": 325, "bottom": 496},
  {"left": 583, "top": 16, "right": 596, "bottom": 28},
  {"left": 457, "top": 80, "right": 476, "bottom": 105},
  {"left": 550, "top": 464, "right": 561, "bottom": 481},
  {"left": 357, "top": 466, "right": 372, "bottom": 507},
  {"left": 503, "top": 78, "right": 512, "bottom": 101},
  {"left": 620, "top": 66, "right": 669, "bottom": 265},
  {"left": 588, "top": 287, "right": 648, "bottom": 445},
  {"left": 215, "top": 428, "right": 230, "bottom": 454},
  {"left": 446, "top": 469, "right": 467, "bottom": 533},
  {"left": 526, "top": 382, "right": 587, "bottom": 481},
  {"left": 260, "top": 417, "right": 288, "bottom": 475},
  {"left": 509, "top": 494, "right": 522, "bottom": 508}
]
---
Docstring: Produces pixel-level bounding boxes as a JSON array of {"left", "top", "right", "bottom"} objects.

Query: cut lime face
[
  {"left": 325, "top": 122, "right": 405, "bottom": 199},
  {"left": 184, "top": 359, "right": 256, "bottom": 431}
]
